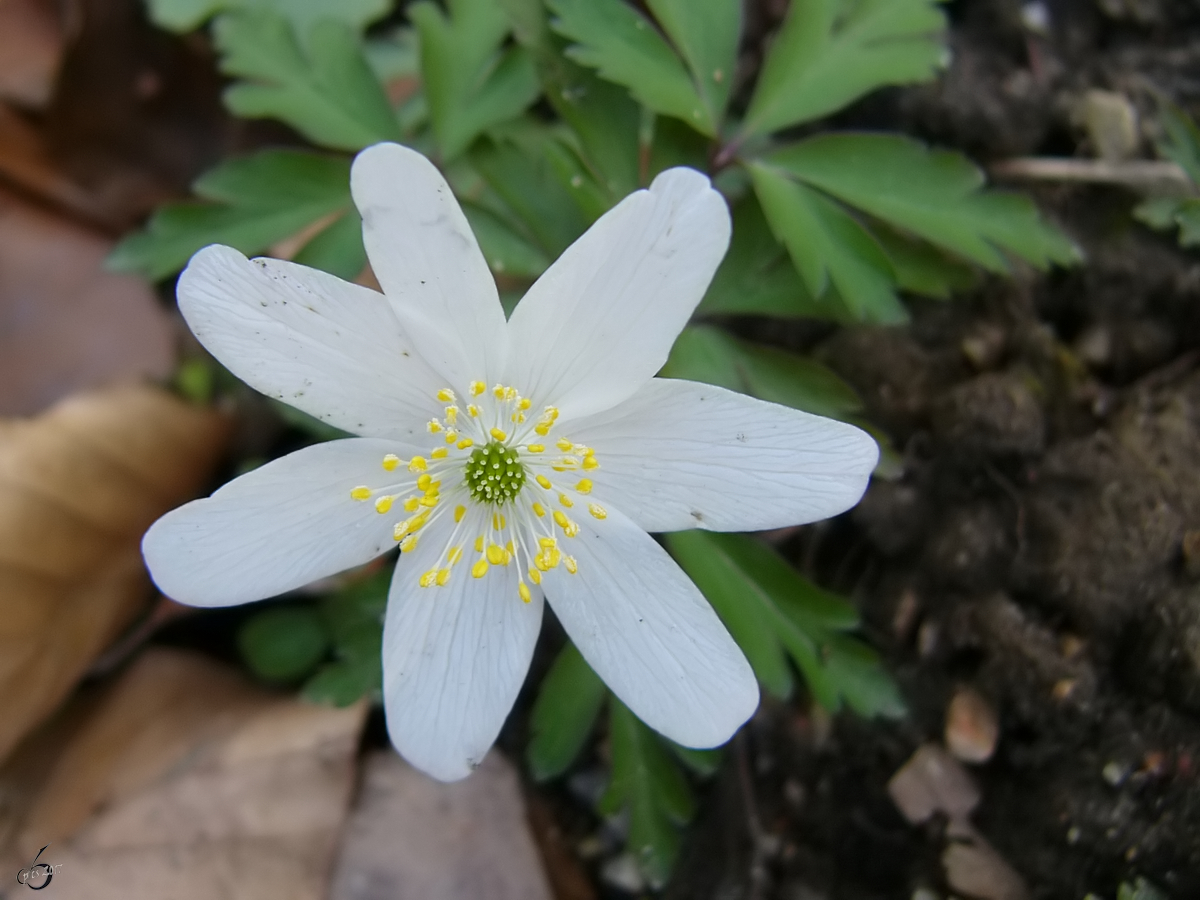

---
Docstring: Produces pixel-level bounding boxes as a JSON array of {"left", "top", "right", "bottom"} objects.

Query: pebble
[{"left": 945, "top": 687, "right": 1000, "bottom": 763}]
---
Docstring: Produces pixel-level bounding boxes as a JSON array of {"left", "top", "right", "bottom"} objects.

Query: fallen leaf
[
  {"left": 0, "top": 0, "right": 63, "bottom": 108},
  {"left": 0, "top": 383, "right": 229, "bottom": 764},
  {"left": 943, "top": 823, "right": 1030, "bottom": 900},
  {"left": 329, "top": 750, "right": 554, "bottom": 900},
  {"left": 0, "top": 188, "right": 177, "bottom": 415},
  {"left": 1, "top": 648, "right": 368, "bottom": 900},
  {"left": 887, "top": 743, "right": 980, "bottom": 825}
]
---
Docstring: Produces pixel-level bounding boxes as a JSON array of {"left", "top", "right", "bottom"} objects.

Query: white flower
[{"left": 143, "top": 143, "right": 878, "bottom": 782}]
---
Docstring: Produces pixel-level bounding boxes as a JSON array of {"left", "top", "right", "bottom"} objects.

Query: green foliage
[
  {"left": 108, "top": 150, "right": 355, "bottom": 280},
  {"left": 215, "top": 11, "right": 402, "bottom": 151},
  {"left": 305, "top": 568, "right": 388, "bottom": 705},
  {"left": 526, "top": 642, "right": 607, "bottom": 780},
  {"left": 666, "top": 531, "right": 905, "bottom": 717},
  {"left": 661, "top": 325, "right": 862, "bottom": 420},
  {"left": 599, "top": 700, "right": 699, "bottom": 888},
  {"left": 1116, "top": 878, "right": 1167, "bottom": 900},
  {"left": 1157, "top": 101, "right": 1200, "bottom": 185},
  {"left": 145, "top": 0, "right": 390, "bottom": 35},
  {"left": 238, "top": 606, "right": 330, "bottom": 682},
  {"left": 411, "top": 0, "right": 540, "bottom": 160},
  {"left": 742, "top": 0, "right": 948, "bottom": 138},
  {"left": 1135, "top": 196, "right": 1200, "bottom": 247},
  {"left": 1136, "top": 102, "right": 1200, "bottom": 248}
]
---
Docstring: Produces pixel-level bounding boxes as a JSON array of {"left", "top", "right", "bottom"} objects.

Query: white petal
[
  {"left": 143, "top": 438, "right": 418, "bottom": 606},
  {"left": 566, "top": 378, "right": 879, "bottom": 533},
  {"left": 542, "top": 506, "right": 758, "bottom": 748},
  {"left": 383, "top": 514, "right": 543, "bottom": 782},
  {"left": 178, "top": 246, "right": 444, "bottom": 440},
  {"left": 352, "top": 143, "right": 507, "bottom": 390},
  {"left": 504, "top": 168, "right": 731, "bottom": 420}
]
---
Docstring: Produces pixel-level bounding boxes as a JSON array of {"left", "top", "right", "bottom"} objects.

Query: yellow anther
[
  {"left": 393, "top": 522, "right": 407, "bottom": 541},
  {"left": 493, "top": 383, "right": 506, "bottom": 399},
  {"left": 404, "top": 497, "right": 420, "bottom": 512},
  {"left": 445, "top": 431, "right": 458, "bottom": 444},
  {"left": 432, "top": 447, "right": 448, "bottom": 459},
  {"left": 419, "top": 569, "right": 438, "bottom": 587},
  {"left": 474, "top": 535, "right": 484, "bottom": 552},
  {"left": 436, "top": 568, "right": 451, "bottom": 586},
  {"left": 409, "top": 456, "right": 427, "bottom": 472},
  {"left": 400, "top": 534, "right": 418, "bottom": 552},
  {"left": 534, "top": 554, "right": 549, "bottom": 572},
  {"left": 375, "top": 496, "right": 394, "bottom": 514},
  {"left": 564, "top": 556, "right": 578, "bottom": 574},
  {"left": 454, "top": 504, "right": 466, "bottom": 523},
  {"left": 419, "top": 495, "right": 438, "bottom": 508},
  {"left": 437, "top": 388, "right": 456, "bottom": 402},
  {"left": 544, "top": 407, "right": 559, "bottom": 421},
  {"left": 534, "top": 423, "right": 551, "bottom": 436},
  {"left": 576, "top": 479, "right": 593, "bottom": 494},
  {"left": 519, "top": 582, "right": 531, "bottom": 604},
  {"left": 536, "top": 474, "right": 552, "bottom": 490},
  {"left": 467, "top": 405, "right": 480, "bottom": 417},
  {"left": 581, "top": 456, "right": 599, "bottom": 471},
  {"left": 553, "top": 510, "right": 570, "bottom": 529},
  {"left": 532, "top": 502, "right": 546, "bottom": 517},
  {"left": 505, "top": 386, "right": 518, "bottom": 401},
  {"left": 492, "top": 512, "right": 506, "bottom": 530},
  {"left": 472, "top": 559, "right": 489, "bottom": 579},
  {"left": 457, "top": 438, "right": 474, "bottom": 449},
  {"left": 490, "top": 427, "right": 508, "bottom": 442},
  {"left": 556, "top": 437, "right": 573, "bottom": 451},
  {"left": 448, "top": 546, "right": 463, "bottom": 565},
  {"left": 528, "top": 568, "right": 542, "bottom": 585},
  {"left": 409, "top": 511, "right": 429, "bottom": 531},
  {"left": 559, "top": 493, "right": 574, "bottom": 508},
  {"left": 487, "top": 543, "right": 507, "bottom": 565},
  {"left": 382, "top": 454, "right": 401, "bottom": 471},
  {"left": 445, "top": 406, "right": 458, "bottom": 424},
  {"left": 427, "top": 420, "right": 443, "bottom": 434},
  {"left": 518, "top": 398, "right": 532, "bottom": 410},
  {"left": 351, "top": 486, "right": 371, "bottom": 501},
  {"left": 551, "top": 460, "right": 578, "bottom": 472},
  {"left": 506, "top": 540, "right": 515, "bottom": 554},
  {"left": 588, "top": 503, "right": 607, "bottom": 520},
  {"left": 565, "top": 521, "right": 580, "bottom": 537},
  {"left": 539, "top": 537, "right": 557, "bottom": 548},
  {"left": 470, "top": 381, "right": 486, "bottom": 396},
  {"left": 527, "top": 444, "right": 545, "bottom": 453},
  {"left": 417, "top": 474, "right": 432, "bottom": 491}
]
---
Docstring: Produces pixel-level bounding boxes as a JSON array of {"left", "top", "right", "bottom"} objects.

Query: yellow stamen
[
  {"left": 351, "top": 486, "right": 371, "bottom": 501},
  {"left": 447, "top": 546, "right": 463, "bottom": 564},
  {"left": 445, "top": 431, "right": 458, "bottom": 444},
  {"left": 457, "top": 438, "right": 474, "bottom": 449},
  {"left": 436, "top": 568, "right": 451, "bottom": 586},
  {"left": 393, "top": 522, "right": 408, "bottom": 541},
  {"left": 536, "top": 474, "right": 552, "bottom": 490},
  {"left": 437, "top": 388, "right": 456, "bottom": 402},
  {"left": 467, "top": 405, "right": 480, "bottom": 417},
  {"left": 588, "top": 503, "right": 607, "bottom": 520},
  {"left": 382, "top": 454, "right": 401, "bottom": 471},
  {"left": 432, "top": 447, "right": 448, "bottom": 459},
  {"left": 553, "top": 510, "right": 570, "bottom": 529},
  {"left": 532, "top": 502, "right": 546, "bottom": 517},
  {"left": 419, "top": 569, "right": 438, "bottom": 587},
  {"left": 490, "top": 427, "right": 508, "bottom": 442},
  {"left": 472, "top": 558, "right": 489, "bottom": 578},
  {"left": 454, "top": 504, "right": 466, "bottom": 523},
  {"left": 493, "top": 512, "right": 506, "bottom": 530},
  {"left": 470, "top": 381, "right": 486, "bottom": 396},
  {"left": 528, "top": 568, "right": 542, "bottom": 585},
  {"left": 375, "top": 496, "right": 393, "bottom": 514},
  {"left": 427, "top": 420, "right": 442, "bottom": 434},
  {"left": 400, "top": 534, "right": 418, "bottom": 552},
  {"left": 556, "top": 437, "right": 573, "bottom": 451},
  {"left": 409, "top": 456, "right": 427, "bottom": 472},
  {"left": 559, "top": 493, "right": 573, "bottom": 508},
  {"left": 518, "top": 398, "right": 532, "bottom": 410},
  {"left": 474, "top": 535, "right": 484, "bottom": 552},
  {"left": 493, "top": 383, "right": 506, "bottom": 399},
  {"left": 539, "top": 537, "right": 557, "bottom": 549},
  {"left": 445, "top": 406, "right": 458, "bottom": 424},
  {"left": 527, "top": 444, "right": 545, "bottom": 453},
  {"left": 487, "top": 543, "right": 507, "bottom": 565},
  {"left": 564, "top": 556, "right": 578, "bottom": 574},
  {"left": 519, "top": 582, "right": 531, "bottom": 603},
  {"left": 419, "top": 495, "right": 438, "bottom": 508},
  {"left": 581, "top": 456, "right": 599, "bottom": 471},
  {"left": 576, "top": 478, "right": 593, "bottom": 494},
  {"left": 417, "top": 474, "right": 432, "bottom": 491},
  {"left": 534, "top": 423, "right": 552, "bottom": 436},
  {"left": 404, "top": 497, "right": 420, "bottom": 512}
]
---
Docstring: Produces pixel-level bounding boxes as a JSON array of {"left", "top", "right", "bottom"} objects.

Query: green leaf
[
  {"left": 238, "top": 606, "right": 330, "bottom": 682},
  {"left": 272, "top": 401, "right": 353, "bottom": 441},
  {"left": 1157, "top": 102, "right": 1200, "bottom": 185},
  {"left": 215, "top": 11, "right": 401, "bottom": 151},
  {"left": 666, "top": 531, "right": 904, "bottom": 718},
  {"left": 527, "top": 642, "right": 607, "bottom": 780},
  {"left": 749, "top": 161, "right": 907, "bottom": 324},
  {"left": 304, "top": 656, "right": 382, "bottom": 705},
  {"left": 646, "top": 0, "right": 741, "bottom": 127},
  {"left": 291, "top": 209, "right": 367, "bottom": 281},
  {"left": 1178, "top": 200, "right": 1200, "bottom": 246},
  {"left": 1136, "top": 196, "right": 1200, "bottom": 247},
  {"left": 548, "top": 0, "right": 714, "bottom": 136},
  {"left": 661, "top": 326, "right": 863, "bottom": 420},
  {"left": 646, "top": 114, "right": 711, "bottom": 181},
  {"left": 411, "top": 0, "right": 540, "bottom": 160},
  {"left": 743, "top": 0, "right": 948, "bottom": 137},
  {"left": 1117, "top": 878, "right": 1168, "bottom": 900},
  {"left": 765, "top": 134, "right": 1078, "bottom": 272},
  {"left": 108, "top": 150, "right": 353, "bottom": 280},
  {"left": 699, "top": 195, "right": 845, "bottom": 320},
  {"left": 462, "top": 202, "right": 551, "bottom": 277},
  {"left": 871, "top": 224, "right": 977, "bottom": 299},
  {"left": 302, "top": 567, "right": 388, "bottom": 705},
  {"left": 146, "top": 0, "right": 391, "bottom": 34},
  {"left": 601, "top": 700, "right": 697, "bottom": 888}
]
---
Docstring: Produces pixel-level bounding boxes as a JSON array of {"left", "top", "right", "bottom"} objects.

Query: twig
[{"left": 989, "top": 157, "right": 1195, "bottom": 194}]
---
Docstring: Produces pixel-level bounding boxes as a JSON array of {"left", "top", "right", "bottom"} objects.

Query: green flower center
[{"left": 463, "top": 441, "right": 526, "bottom": 506}]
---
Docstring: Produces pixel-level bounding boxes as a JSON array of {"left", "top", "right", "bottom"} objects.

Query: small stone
[
  {"left": 945, "top": 687, "right": 1000, "bottom": 763},
  {"left": 943, "top": 830, "right": 1030, "bottom": 900},
  {"left": 1102, "top": 760, "right": 1131, "bottom": 786},
  {"left": 1077, "top": 90, "right": 1140, "bottom": 161},
  {"left": 1052, "top": 678, "right": 1078, "bottom": 701},
  {"left": 888, "top": 744, "right": 981, "bottom": 825}
]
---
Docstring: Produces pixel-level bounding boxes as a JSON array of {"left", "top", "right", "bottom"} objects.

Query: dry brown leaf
[
  {"left": 887, "top": 743, "right": 981, "bottom": 826},
  {"left": 0, "top": 383, "right": 230, "bottom": 763},
  {"left": 1, "top": 648, "right": 368, "bottom": 900},
  {"left": 0, "top": 187, "right": 176, "bottom": 415},
  {"left": 0, "top": 0, "right": 64, "bottom": 108},
  {"left": 329, "top": 750, "right": 554, "bottom": 900}
]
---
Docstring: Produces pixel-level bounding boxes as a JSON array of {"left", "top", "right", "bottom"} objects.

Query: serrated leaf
[
  {"left": 749, "top": 161, "right": 907, "bottom": 324},
  {"left": 667, "top": 531, "right": 904, "bottom": 719},
  {"left": 215, "top": 11, "right": 401, "bottom": 151},
  {"left": 411, "top": 0, "right": 540, "bottom": 160},
  {"left": 108, "top": 150, "right": 353, "bottom": 280},
  {"left": 871, "top": 224, "right": 977, "bottom": 298},
  {"left": 146, "top": 0, "right": 391, "bottom": 35},
  {"left": 765, "top": 134, "right": 1078, "bottom": 272},
  {"left": 698, "top": 195, "right": 846, "bottom": 320},
  {"left": 1157, "top": 102, "right": 1200, "bottom": 185},
  {"left": 1136, "top": 196, "right": 1200, "bottom": 247},
  {"left": 548, "top": 0, "right": 714, "bottom": 136},
  {"left": 743, "top": 0, "right": 948, "bottom": 137},
  {"left": 238, "top": 606, "right": 330, "bottom": 682},
  {"left": 526, "top": 642, "right": 607, "bottom": 780},
  {"left": 601, "top": 700, "right": 696, "bottom": 888},
  {"left": 661, "top": 326, "right": 863, "bottom": 420},
  {"left": 646, "top": 0, "right": 741, "bottom": 126}
]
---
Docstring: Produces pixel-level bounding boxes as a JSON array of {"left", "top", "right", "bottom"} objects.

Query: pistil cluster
[{"left": 349, "top": 381, "right": 606, "bottom": 603}]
